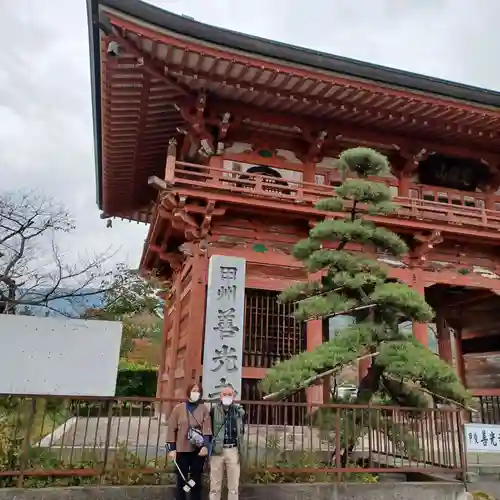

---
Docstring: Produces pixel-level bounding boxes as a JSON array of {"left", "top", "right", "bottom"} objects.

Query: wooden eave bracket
[
  {"left": 198, "top": 200, "right": 214, "bottom": 237},
  {"left": 479, "top": 157, "right": 500, "bottom": 192},
  {"left": 152, "top": 191, "right": 224, "bottom": 242},
  {"left": 175, "top": 93, "right": 216, "bottom": 156},
  {"left": 149, "top": 244, "right": 184, "bottom": 270},
  {"left": 149, "top": 176, "right": 168, "bottom": 191},
  {"left": 149, "top": 139, "right": 180, "bottom": 192},
  {"left": 165, "top": 254, "right": 184, "bottom": 272},
  {"left": 411, "top": 230, "right": 443, "bottom": 262},
  {"left": 216, "top": 112, "right": 232, "bottom": 154},
  {"left": 175, "top": 198, "right": 223, "bottom": 241},
  {"left": 301, "top": 129, "right": 328, "bottom": 163},
  {"left": 398, "top": 147, "right": 432, "bottom": 175},
  {"left": 208, "top": 99, "right": 495, "bottom": 163}
]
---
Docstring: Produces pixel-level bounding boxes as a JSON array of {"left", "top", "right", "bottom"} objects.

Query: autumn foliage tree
[
  {"left": 260, "top": 147, "right": 468, "bottom": 462},
  {"left": 83, "top": 266, "right": 166, "bottom": 358}
]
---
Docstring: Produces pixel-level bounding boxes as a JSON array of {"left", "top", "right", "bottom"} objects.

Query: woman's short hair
[{"left": 186, "top": 382, "right": 204, "bottom": 399}]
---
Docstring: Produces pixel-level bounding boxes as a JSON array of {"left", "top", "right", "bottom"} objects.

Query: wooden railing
[
  {"left": 396, "top": 197, "right": 500, "bottom": 229},
  {"left": 471, "top": 395, "right": 500, "bottom": 424},
  {"left": 173, "top": 161, "right": 500, "bottom": 230},
  {"left": 408, "top": 183, "right": 486, "bottom": 209},
  {"left": 174, "top": 160, "right": 332, "bottom": 202}
]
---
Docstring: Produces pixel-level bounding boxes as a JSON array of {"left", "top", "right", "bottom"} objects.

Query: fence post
[
  {"left": 458, "top": 410, "right": 468, "bottom": 484},
  {"left": 17, "top": 398, "right": 37, "bottom": 488},
  {"left": 99, "top": 402, "right": 115, "bottom": 485},
  {"left": 335, "top": 409, "right": 342, "bottom": 483}
]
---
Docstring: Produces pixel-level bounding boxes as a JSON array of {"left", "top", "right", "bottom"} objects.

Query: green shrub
[{"left": 116, "top": 360, "right": 158, "bottom": 397}]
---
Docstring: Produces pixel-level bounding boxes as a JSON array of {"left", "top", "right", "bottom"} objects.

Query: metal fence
[{"left": 0, "top": 395, "right": 465, "bottom": 487}]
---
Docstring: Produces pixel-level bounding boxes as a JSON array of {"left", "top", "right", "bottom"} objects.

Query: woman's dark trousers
[{"left": 175, "top": 451, "right": 206, "bottom": 500}]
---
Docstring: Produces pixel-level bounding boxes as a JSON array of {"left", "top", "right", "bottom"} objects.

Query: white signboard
[
  {"left": 202, "top": 255, "right": 246, "bottom": 400},
  {"left": 0, "top": 315, "right": 122, "bottom": 397},
  {"left": 464, "top": 423, "right": 500, "bottom": 453}
]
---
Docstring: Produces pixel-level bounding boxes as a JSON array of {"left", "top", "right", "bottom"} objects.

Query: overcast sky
[{"left": 0, "top": 0, "right": 499, "bottom": 269}]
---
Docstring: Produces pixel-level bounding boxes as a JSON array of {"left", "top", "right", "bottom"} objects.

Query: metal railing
[
  {"left": 0, "top": 395, "right": 465, "bottom": 487},
  {"left": 172, "top": 161, "right": 500, "bottom": 230}
]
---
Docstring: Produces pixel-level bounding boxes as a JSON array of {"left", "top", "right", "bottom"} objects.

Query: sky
[{"left": 0, "top": 0, "right": 499, "bottom": 270}]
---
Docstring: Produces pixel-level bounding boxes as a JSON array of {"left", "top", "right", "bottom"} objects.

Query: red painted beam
[
  {"left": 470, "top": 388, "right": 500, "bottom": 397},
  {"left": 174, "top": 187, "right": 500, "bottom": 242},
  {"left": 206, "top": 99, "right": 500, "bottom": 160}
]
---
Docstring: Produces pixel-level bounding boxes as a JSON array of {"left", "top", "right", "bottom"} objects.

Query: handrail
[
  {"left": 410, "top": 181, "right": 486, "bottom": 198},
  {"left": 173, "top": 161, "right": 500, "bottom": 229}
]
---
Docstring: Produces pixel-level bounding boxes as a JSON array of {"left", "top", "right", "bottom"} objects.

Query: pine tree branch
[
  {"left": 292, "top": 286, "right": 343, "bottom": 303},
  {"left": 263, "top": 351, "right": 379, "bottom": 401},
  {"left": 322, "top": 303, "right": 377, "bottom": 320},
  {"left": 384, "top": 374, "right": 477, "bottom": 412},
  {"left": 293, "top": 299, "right": 377, "bottom": 319}
]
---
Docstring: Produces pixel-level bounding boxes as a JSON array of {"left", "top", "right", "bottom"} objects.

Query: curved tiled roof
[{"left": 86, "top": 0, "right": 500, "bottom": 214}]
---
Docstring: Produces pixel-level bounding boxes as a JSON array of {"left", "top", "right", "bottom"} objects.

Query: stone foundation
[{"left": 0, "top": 482, "right": 470, "bottom": 500}]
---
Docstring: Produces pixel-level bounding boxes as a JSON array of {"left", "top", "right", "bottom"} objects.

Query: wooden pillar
[
  {"left": 397, "top": 150, "right": 427, "bottom": 199},
  {"left": 184, "top": 244, "right": 208, "bottom": 387},
  {"left": 164, "top": 269, "right": 182, "bottom": 400},
  {"left": 454, "top": 328, "right": 466, "bottom": 386},
  {"left": 436, "top": 311, "right": 452, "bottom": 364},
  {"left": 156, "top": 268, "right": 183, "bottom": 420},
  {"left": 155, "top": 299, "right": 172, "bottom": 421},
  {"left": 156, "top": 299, "right": 171, "bottom": 397},
  {"left": 358, "top": 357, "right": 371, "bottom": 383},
  {"left": 306, "top": 319, "right": 325, "bottom": 406},
  {"left": 413, "top": 322, "right": 428, "bottom": 346},
  {"left": 398, "top": 172, "right": 411, "bottom": 197},
  {"left": 483, "top": 177, "right": 499, "bottom": 211},
  {"left": 164, "top": 138, "right": 177, "bottom": 184},
  {"left": 303, "top": 161, "right": 315, "bottom": 183},
  {"left": 411, "top": 275, "right": 428, "bottom": 346},
  {"left": 209, "top": 154, "right": 224, "bottom": 181},
  {"left": 485, "top": 193, "right": 495, "bottom": 211}
]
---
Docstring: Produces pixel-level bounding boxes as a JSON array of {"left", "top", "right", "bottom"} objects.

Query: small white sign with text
[{"left": 464, "top": 423, "right": 500, "bottom": 453}]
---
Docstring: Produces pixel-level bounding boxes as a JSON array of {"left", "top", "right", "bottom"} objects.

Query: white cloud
[{"left": 0, "top": 0, "right": 498, "bottom": 269}]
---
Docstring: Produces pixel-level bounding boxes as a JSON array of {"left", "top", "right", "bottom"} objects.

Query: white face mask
[
  {"left": 221, "top": 396, "right": 233, "bottom": 406},
  {"left": 190, "top": 391, "right": 200, "bottom": 403}
]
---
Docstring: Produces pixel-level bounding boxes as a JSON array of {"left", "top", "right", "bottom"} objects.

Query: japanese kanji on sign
[
  {"left": 202, "top": 255, "right": 246, "bottom": 400},
  {"left": 464, "top": 423, "right": 500, "bottom": 453}
]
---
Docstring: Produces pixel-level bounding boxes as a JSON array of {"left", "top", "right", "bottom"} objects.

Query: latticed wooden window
[{"left": 243, "top": 288, "right": 306, "bottom": 369}]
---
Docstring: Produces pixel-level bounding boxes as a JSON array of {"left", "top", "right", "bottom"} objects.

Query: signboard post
[{"left": 202, "top": 255, "right": 246, "bottom": 400}]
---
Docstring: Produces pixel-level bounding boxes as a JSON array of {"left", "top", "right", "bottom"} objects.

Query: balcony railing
[
  {"left": 173, "top": 161, "right": 500, "bottom": 231},
  {"left": 408, "top": 183, "right": 486, "bottom": 209}
]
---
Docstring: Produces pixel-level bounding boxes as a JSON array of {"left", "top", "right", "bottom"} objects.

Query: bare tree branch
[{"left": 0, "top": 190, "right": 116, "bottom": 315}]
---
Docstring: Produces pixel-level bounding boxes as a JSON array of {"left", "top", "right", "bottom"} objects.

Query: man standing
[{"left": 209, "top": 386, "right": 245, "bottom": 500}]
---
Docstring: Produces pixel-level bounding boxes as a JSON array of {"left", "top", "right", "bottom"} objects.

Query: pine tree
[{"left": 260, "top": 147, "right": 469, "bottom": 463}]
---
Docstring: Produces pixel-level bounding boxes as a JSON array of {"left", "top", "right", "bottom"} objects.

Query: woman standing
[{"left": 167, "top": 383, "right": 212, "bottom": 500}]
